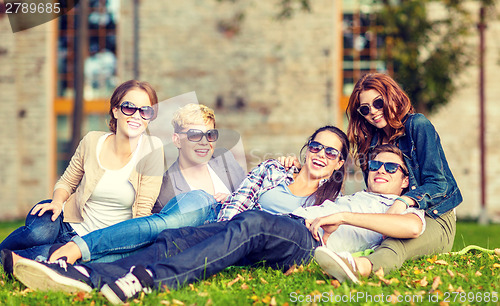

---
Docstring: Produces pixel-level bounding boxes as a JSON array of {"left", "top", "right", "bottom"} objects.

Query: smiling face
[
  {"left": 112, "top": 88, "right": 152, "bottom": 139},
  {"left": 366, "top": 151, "right": 409, "bottom": 195},
  {"left": 359, "top": 89, "right": 389, "bottom": 132},
  {"left": 303, "top": 130, "right": 345, "bottom": 181},
  {"left": 173, "top": 120, "right": 216, "bottom": 168}
]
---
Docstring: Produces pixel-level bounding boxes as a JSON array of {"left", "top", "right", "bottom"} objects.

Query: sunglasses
[
  {"left": 177, "top": 129, "right": 219, "bottom": 142},
  {"left": 368, "top": 160, "right": 408, "bottom": 175},
  {"left": 307, "top": 141, "right": 341, "bottom": 160},
  {"left": 357, "top": 98, "right": 384, "bottom": 116},
  {"left": 120, "top": 101, "right": 155, "bottom": 120}
]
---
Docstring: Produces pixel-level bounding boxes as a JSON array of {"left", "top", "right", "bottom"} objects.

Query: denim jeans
[
  {"left": 0, "top": 200, "right": 78, "bottom": 260},
  {"left": 82, "top": 210, "right": 321, "bottom": 290},
  {"left": 73, "top": 190, "right": 220, "bottom": 263}
]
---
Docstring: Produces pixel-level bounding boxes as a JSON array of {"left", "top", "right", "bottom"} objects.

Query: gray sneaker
[
  {"left": 100, "top": 265, "right": 153, "bottom": 305},
  {"left": 314, "top": 247, "right": 359, "bottom": 283}
]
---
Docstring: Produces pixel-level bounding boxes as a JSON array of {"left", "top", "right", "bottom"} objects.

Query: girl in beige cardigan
[{"left": 0, "top": 80, "right": 164, "bottom": 265}]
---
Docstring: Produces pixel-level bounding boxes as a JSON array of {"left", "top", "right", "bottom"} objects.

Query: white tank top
[
  {"left": 70, "top": 133, "right": 141, "bottom": 236},
  {"left": 186, "top": 164, "right": 231, "bottom": 195}
]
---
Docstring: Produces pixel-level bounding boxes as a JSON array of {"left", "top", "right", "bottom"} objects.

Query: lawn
[{"left": 0, "top": 220, "right": 499, "bottom": 305}]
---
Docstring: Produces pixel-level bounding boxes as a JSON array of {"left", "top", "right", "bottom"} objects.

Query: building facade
[{"left": 0, "top": 0, "right": 498, "bottom": 220}]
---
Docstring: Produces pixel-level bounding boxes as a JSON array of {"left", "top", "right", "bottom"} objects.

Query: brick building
[{"left": 0, "top": 0, "right": 499, "bottom": 221}]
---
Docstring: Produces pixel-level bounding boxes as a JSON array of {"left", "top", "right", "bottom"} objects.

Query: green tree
[
  {"left": 219, "top": 0, "right": 497, "bottom": 114},
  {"left": 375, "top": 0, "right": 496, "bottom": 114},
  {"left": 277, "top": 0, "right": 496, "bottom": 114}
]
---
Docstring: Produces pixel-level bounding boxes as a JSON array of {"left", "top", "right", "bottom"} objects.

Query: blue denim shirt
[{"left": 369, "top": 113, "right": 462, "bottom": 218}]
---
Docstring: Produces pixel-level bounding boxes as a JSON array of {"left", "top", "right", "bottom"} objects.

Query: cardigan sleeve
[
  {"left": 53, "top": 132, "right": 92, "bottom": 196},
  {"left": 133, "top": 135, "right": 165, "bottom": 217}
]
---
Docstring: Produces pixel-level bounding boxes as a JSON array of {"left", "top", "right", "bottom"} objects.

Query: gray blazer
[{"left": 152, "top": 148, "right": 246, "bottom": 213}]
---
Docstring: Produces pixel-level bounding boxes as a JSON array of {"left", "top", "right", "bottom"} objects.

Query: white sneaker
[{"left": 314, "top": 247, "right": 359, "bottom": 283}]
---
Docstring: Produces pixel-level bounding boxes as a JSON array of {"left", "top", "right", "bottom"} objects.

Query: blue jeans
[
  {"left": 82, "top": 210, "right": 320, "bottom": 290},
  {"left": 73, "top": 190, "right": 220, "bottom": 263},
  {"left": 0, "top": 200, "right": 78, "bottom": 260}
]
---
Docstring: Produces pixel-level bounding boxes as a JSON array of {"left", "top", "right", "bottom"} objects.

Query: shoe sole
[
  {"left": 13, "top": 258, "right": 92, "bottom": 293},
  {"left": 314, "top": 247, "right": 359, "bottom": 284},
  {"left": 100, "top": 284, "right": 124, "bottom": 305}
]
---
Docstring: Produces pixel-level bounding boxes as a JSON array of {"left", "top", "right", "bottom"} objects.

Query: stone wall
[
  {"left": 0, "top": 17, "right": 54, "bottom": 220},
  {"left": 121, "top": 0, "right": 341, "bottom": 170},
  {"left": 429, "top": 2, "right": 500, "bottom": 220}
]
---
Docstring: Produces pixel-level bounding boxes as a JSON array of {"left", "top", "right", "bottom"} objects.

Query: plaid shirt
[{"left": 217, "top": 159, "right": 296, "bottom": 221}]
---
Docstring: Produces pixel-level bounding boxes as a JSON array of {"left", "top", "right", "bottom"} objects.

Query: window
[
  {"left": 341, "top": 1, "right": 388, "bottom": 109},
  {"left": 340, "top": 1, "right": 389, "bottom": 193},
  {"left": 55, "top": 0, "right": 119, "bottom": 175}
]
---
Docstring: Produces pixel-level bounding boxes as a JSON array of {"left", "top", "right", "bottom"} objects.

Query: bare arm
[
  {"left": 39, "top": 133, "right": 88, "bottom": 221},
  {"left": 385, "top": 195, "right": 416, "bottom": 214},
  {"left": 307, "top": 211, "right": 423, "bottom": 244}
]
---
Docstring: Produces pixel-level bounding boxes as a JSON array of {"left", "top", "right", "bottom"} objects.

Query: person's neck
[
  {"left": 380, "top": 127, "right": 392, "bottom": 144},
  {"left": 288, "top": 169, "right": 323, "bottom": 197},
  {"left": 365, "top": 188, "right": 401, "bottom": 197},
  {"left": 178, "top": 157, "right": 210, "bottom": 177},
  {"left": 112, "top": 133, "right": 140, "bottom": 157}
]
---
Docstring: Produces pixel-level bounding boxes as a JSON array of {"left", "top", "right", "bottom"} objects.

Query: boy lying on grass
[{"left": 10, "top": 144, "right": 425, "bottom": 305}]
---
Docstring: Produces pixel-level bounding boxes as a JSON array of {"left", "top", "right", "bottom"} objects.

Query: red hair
[{"left": 346, "top": 73, "right": 414, "bottom": 170}]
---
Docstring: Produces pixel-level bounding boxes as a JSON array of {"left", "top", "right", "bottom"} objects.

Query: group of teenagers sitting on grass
[{"left": 0, "top": 73, "right": 461, "bottom": 304}]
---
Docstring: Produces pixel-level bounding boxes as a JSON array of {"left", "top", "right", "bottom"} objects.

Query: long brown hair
[
  {"left": 108, "top": 80, "right": 159, "bottom": 134},
  {"left": 346, "top": 73, "right": 414, "bottom": 170},
  {"left": 299, "top": 126, "right": 349, "bottom": 206}
]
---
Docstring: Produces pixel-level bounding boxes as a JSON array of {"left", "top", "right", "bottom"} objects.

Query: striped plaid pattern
[{"left": 217, "top": 159, "right": 295, "bottom": 221}]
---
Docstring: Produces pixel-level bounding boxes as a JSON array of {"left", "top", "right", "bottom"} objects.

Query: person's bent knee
[
  {"left": 162, "top": 190, "right": 215, "bottom": 215},
  {"left": 27, "top": 200, "right": 52, "bottom": 214},
  {"left": 184, "top": 190, "right": 215, "bottom": 206}
]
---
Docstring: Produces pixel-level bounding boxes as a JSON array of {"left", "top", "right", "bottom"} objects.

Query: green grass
[{"left": 0, "top": 221, "right": 499, "bottom": 305}]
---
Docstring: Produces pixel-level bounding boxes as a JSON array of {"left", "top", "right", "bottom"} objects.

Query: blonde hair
[{"left": 171, "top": 104, "right": 216, "bottom": 132}]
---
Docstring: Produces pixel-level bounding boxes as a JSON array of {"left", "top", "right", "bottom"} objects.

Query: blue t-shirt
[{"left": 258, "top": 182, "right": 308, "bottom": 215}]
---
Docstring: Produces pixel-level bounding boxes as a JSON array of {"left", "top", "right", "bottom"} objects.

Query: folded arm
[{"left": 307, "top": 211, "right": 423, "bottom": 244}]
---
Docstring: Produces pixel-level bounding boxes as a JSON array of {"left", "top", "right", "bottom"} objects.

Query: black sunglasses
[
  {"left": 357, "top": 98, "right": 384, "bottom": 116},
  {"left": 368, "top": 160, "right": 408, "bottom": 175},
  {"left": 177, "top": 129, "right": 219, "bottom": 142},
  {"left": 307, "top": 141, "right": 341, "bottom": 160},
  {"left": 120, "top": 101, "right": 155, "bottom": 120}
]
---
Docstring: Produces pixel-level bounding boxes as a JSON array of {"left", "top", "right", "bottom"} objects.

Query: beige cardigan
[{"left": 54, "top": 131, "right": 164, "bottom": 223}]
